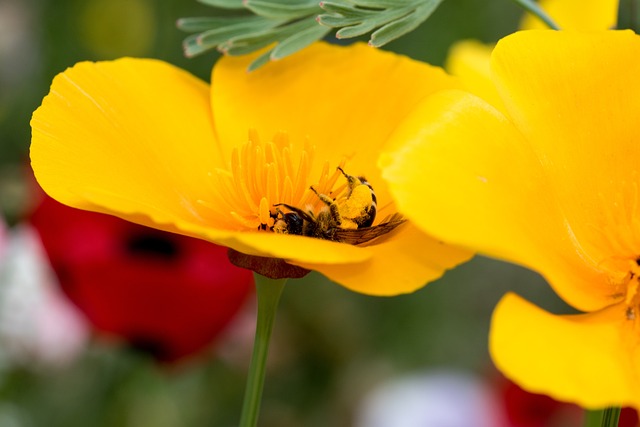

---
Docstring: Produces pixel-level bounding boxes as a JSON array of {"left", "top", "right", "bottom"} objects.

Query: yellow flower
[
  {"left": 30, "top": 42, "right": 472, "bottom": 296},
  {"left": 446, "top": 0, "right": 619, "bottom": 110},
  {"left": 520, "top": 0, "right": 618, "bottom": 30},
  {"left": 381, "top": 30, "right": 640, "bottom": 408}
]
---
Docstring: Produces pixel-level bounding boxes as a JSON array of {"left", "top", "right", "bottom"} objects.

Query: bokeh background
[{"left": 0, "top": 1, "right": 626, "bottom": 426}]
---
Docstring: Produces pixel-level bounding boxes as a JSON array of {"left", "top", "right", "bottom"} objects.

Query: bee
[
  {"left": 271, "top": 168, "right": 406, "bottom": 245},
  {"left": 334, "top": 167, "right": 377, "bottom": 228}
]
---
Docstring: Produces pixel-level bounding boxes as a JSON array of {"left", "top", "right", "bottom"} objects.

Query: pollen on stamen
[
  {"left": 259, "top": 197, "right": 270, "bottom": 229},
  {"left": 610, "top": 258, "right": 640, "bottom": 321},
  {"left": 198, "top": 130, "right": 347, "bottom": 232},
  {"left": 625, "top": 269, "right": 640, "bottom": 305},
  {"left": 588, "top": 175, "right": 640, "bottom": 311}
]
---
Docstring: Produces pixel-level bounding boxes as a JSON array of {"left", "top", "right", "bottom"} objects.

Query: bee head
[{"left": 271, "top": 206, "right": 304, "bottom": 235}]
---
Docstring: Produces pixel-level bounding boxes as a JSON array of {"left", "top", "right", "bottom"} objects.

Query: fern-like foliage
[
  {"left": 178, "top": 0, "right": 445, "bottom": 70},
  {"left": 318, "top": 0, "right": 443, "bottom": 47}
]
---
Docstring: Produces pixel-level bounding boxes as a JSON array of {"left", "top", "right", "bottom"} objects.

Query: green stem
[
  {"left": 238, "top": 274, "right": 287, "bottom": 427},
  {"left": 510, "top": 0, "right": 560, "bottom": 30},
  {"left": 584, "top": 407, "right": 622, "bottom": 427}
]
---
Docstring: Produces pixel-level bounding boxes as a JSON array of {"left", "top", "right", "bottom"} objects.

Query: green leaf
[
  {"left": 221, "top": 35, "right": 276, "bottom": 56},
  {"left": 369, "top": 1, "right": 441, "bottom": 47},
  {"left": 197, "top": 0, "right": 245, "bottom": 9},
  {"left": 319, "top": 3, "right": 414, "bottom": 29},
  {"left": 317, "top": 13, "right": 365, "bottom": 27},
  {"left": 224, "top": 16, "right": 316, "bottom": 55},
  {"left": 271, "top": 22, "right": 330, "bottom": 59},
  {"left": 183, "top": 34, "right": 217, "bottom": 57},
  {"left": 247, "top": 48, "right": 275, "bottom": 71},
  {"left": 197, "top": 17, "right": 285, "bottom": 47},
  {"left": 318, "top": 0, "right": 442, "bottom": 47},
  {"left": 317, "top": 2, "right": 373, "bottom": 17},
  {"left": 510, "top": 0, "right": 560, "bottom": 29},
  {"left": 350, "top": 0, "right": 416, "bottom": 8},
  {"left": 177, "top": 15, "right": 273, "bottom": 32},
  {"left": 369, "top": 13, "right": 418, "bottom": 47},
  {"left": 180, "top": 0, "right": 442, "bottom": 69},
  {"left": 335, "top": 20, "right": 378, "bottom": 38},
  {"left": 244, "top": 0, "right": 320, "bottom": 19}
]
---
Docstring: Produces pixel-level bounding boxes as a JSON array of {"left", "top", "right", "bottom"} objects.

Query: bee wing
[
  {"left": 377, "top": 212, "right": 404, "bottom": 224},
  {"left": 334, "top": 216, "right": 406, "bottom": 245}
]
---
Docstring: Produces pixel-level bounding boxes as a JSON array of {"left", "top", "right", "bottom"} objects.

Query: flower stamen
[
  {"left": 622, "top": 258, "right": 640, "bottom": 321},
  {"left": 199, "top": 131, "right": 347, "bottom": 232}
]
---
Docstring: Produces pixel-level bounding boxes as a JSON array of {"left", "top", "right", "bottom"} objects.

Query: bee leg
[
  {"left": 309, "top": 186, "right": 334, "bottom": 206},
  {"left": 309, "top": 186, "right": 342, "bottom": 227},
  {"left": 337, "top": 167, "right": 361, "bottom": 198}
]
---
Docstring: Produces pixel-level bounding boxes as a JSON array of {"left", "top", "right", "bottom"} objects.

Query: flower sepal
[{"left": 228, "top": 248, "right": 310, "bottom": 279}]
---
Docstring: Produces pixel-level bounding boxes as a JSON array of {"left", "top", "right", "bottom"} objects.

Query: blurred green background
[{"left": 0, "top": 1, "right": 578, "bottom": 426}]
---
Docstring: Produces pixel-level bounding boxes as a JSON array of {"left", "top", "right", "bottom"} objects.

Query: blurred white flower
[
  {"left": 355, "top": 369, "right": 501, "bottom": 427},
  {"left": 0, "top": 224, "right": 89, "bottom": 369}
]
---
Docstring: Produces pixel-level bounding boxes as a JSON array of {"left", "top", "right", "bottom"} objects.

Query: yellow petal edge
[{"left": 491, "top": 293, "right": 640, "bottom": 409}]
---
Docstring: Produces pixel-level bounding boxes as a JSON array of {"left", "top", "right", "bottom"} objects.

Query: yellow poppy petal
[
  {"left": 491, "top": 293, "right": 640, "bottom": 409},
  {"left": 520, "top": 0, "right": 618, "bottom": 30},
  {"left": 293, "top": 223, "right": 473, "bottom": 296},
  {"left": 492, "top": 30, "right": 640, "bottom": 292},
  {"left": 30, "top": 52, "right": 447, "bottom": 275},
  {"left": 445, "top": 40, "right": 505, "bottom": 112},
  {"left": 446, "top": 1, "right": 617, "bottom": 110},
  {"left": 69, "top": 188, "right": 374, "bottom": 265},
  {"left": 381, "top": 89, "right": 611, "bottom": 310},
  {"left": 211, "top": 42, "right": 462, "bottom": 207},
  {"left": 31, "top": 58, "right": 222, "bottom": 230},
  {"left": 172, "top": 218, "right": 371, "bottom": 264}
]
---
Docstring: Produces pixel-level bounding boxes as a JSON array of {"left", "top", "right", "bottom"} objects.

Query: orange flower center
[
  {"left": 197, "top": 131, "right": 349, "bottom": 231},
  {"left": 619, "top": 259, "right": 640, "bottom": 320},
  {"left": 599, "top": 255, "right": 640, "bottom": 321},
  {"left": 589, "top": 178, "right": 640, "bottom": 319}
]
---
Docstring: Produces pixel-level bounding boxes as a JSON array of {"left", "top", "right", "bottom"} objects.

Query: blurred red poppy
[
  {"left": 29, "top": 194, "right": 254, "bottom": 362},
  {"left": 499, "top": 377, "right": 638, "bottom": 427}
]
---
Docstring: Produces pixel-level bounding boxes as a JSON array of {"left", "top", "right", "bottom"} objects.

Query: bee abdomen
[{"left": 357, "top": 176, "right": 376, "bottom": 228}]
